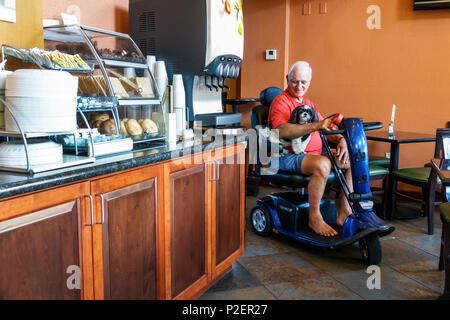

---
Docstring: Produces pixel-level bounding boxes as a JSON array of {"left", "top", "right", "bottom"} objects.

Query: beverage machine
[{"left": 129, "top": 0, "right": 244, "bottom": 133}]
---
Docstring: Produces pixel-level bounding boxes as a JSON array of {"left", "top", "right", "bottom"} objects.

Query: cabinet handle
[
  {"left": 215, "top": 160, "right": 220, "bottom": 181},
  {"left": 208, "top": 160, "right": 217, "bottom": 182},
  {"left": 96, "top": 194, "right": 105, "bottom": 225},
  {"left": 84, "top": 195, "right": 94, "bottom": 227}
]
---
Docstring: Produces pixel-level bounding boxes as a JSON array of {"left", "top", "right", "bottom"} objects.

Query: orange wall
[
  {"left": 241, "top": 0, "right": 450, "bottom": 175},
  {"left": 42, "top": 0, "right": 129, "bottom": 33},
  {"left": 241, "top": 0, "right": 291, "bottom": 96},
  {"left": 0, "top": 0, "right": 43, "bottom": 49}
]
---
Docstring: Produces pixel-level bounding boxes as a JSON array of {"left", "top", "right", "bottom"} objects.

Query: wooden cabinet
[
  {"left": 211, "top": 143, "right": 246, "bottom": 279},
  {"left": 0, "top": 183, "right": 94, "bottom": 300},
  {"left": 0, "top": 143, "right": 245, "bottom": 300},
  {"left": 163, "top": 143, "right": 246, "bottom": 299},
  {"left": 163, "top": 151, "right": 212, "bottom": 300},
  {"left": 90, "top": 164, "right": 164, "bottom": 300}
]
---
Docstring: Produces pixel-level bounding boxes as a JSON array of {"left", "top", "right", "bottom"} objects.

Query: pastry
[
  {"left": 120, "top": 119, "right": 129, "bottom": 136},
  {"left": 90, "top": 112, "right": 110, "bottom": 123},
  {"left": 126, "top": 119, "right": 143, "bottom": 136},
  {"left": 99, "top": 119, "right": 117, "bottom": 135},
  {"left": 90, "top": 119, "right": 103, "bottom": 129},
  {"left": 141, "top": 118, "right": 158, "bottom": 134}
]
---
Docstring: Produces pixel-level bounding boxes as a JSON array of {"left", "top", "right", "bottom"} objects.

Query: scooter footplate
[
  {"left": 297, "top": 225, "right": 343, "bottom": 244},
  {"left": 276, "top": 226, "right": 379, "bottom": 249}
]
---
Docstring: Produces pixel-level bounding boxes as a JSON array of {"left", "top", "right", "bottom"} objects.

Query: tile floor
[{"left": 199, "top": 186, "right": 445, "bottom": 300}]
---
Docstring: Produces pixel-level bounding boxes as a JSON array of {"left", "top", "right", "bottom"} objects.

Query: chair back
[
  {"left": 443, "top": 135, "right": 450, "bottom": 159},
  {"left": 436, "top": 128, "right": 450, "bottom": 202},
  {"left": 251, "top": 87, "right": 282, "bottom": 129},
  {"left": 435, "top": 128, "right": 450, "bottom": 158},
  {"left": 251, "top": 105, "right": 270, "bottom": 129},
  {"left": 259, "top": 87, "right": 283, "bottom": 107},
  {"left": 249, "top": 87, "right": 282, "bottom": 177}
]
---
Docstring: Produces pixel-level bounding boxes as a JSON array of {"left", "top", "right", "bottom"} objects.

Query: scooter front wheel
[
  {"left": 250, "top": 204, "right": 273, "bottom": 236},
  {"left": 359, "top": 233, "right": 382, "bottom": 265}
]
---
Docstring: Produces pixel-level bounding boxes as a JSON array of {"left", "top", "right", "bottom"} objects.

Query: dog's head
[{"left": 290, "top": 105, "right": 319, "bottom": 125}]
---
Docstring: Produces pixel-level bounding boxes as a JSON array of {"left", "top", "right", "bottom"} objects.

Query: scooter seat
[{"left": 260, "top": 168, "right": 338, "bottom": 188}]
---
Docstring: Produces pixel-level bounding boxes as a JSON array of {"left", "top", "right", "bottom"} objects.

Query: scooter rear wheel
[
  {"left": 250, "top": 204, "right": 273, "bottom": 236},
  {"left": 359, "top": 234, "right": 382, "bottom": 265}
]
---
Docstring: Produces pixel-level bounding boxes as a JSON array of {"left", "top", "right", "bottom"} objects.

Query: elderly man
[{"left": 268, "top": 61, "right": 353, "bottom": 237}]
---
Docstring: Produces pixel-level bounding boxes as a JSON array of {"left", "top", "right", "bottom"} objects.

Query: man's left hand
[{"left": 335, "top": 137, "right": 349, "bottom": 164}]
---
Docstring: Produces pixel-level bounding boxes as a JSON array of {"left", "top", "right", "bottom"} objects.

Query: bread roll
[
  {"left": 120, "top": 120, "right": 129, "bottom": 136},
  {"left": 141, "top": 118, "right": 158, "bottom": 134},
  {"left": 90, "top": 113, "right": 110, "bottom": 123},
  {"left": 126, "top": 119, "right": 143, "bottom": 136},
  {"left": 99, "top": 119, "right": 117, "bottom": 136},
  {"left": 90, "top": 119, "right": 103, "bottom": 129}
]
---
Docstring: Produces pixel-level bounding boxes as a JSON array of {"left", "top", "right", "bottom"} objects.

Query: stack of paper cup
[
  {"left": 154, "top": 61, "right": 169, "bottom": 112},
  {"left": 0, "top": 71, "right": 12, "bottom": 130},
  {"left": 124, "top": 68, "right": 136, "bottom": 78},
  {"left": 172, "top": 74, "right": 186, "bottom": 136},
  {"left": 144, "top": 55, "right": 156, "bottom": 78},
  {"left": 164, "top": 112, "right": 177, "bottom": 142}
]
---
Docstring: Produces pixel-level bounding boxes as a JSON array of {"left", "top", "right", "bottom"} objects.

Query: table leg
[{"left": 385, "top": 142, "right": 400, "bottom": 220}]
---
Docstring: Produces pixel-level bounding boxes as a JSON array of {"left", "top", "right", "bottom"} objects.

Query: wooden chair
[
  {"left": 390, "top": 128, "right": 450, "bottom": 235},
  {"left": 438, "top": 182, "right": 450, "bottom": 299},
  {"left": 436, "top": 133, "right": 450, "bottom": 298}
]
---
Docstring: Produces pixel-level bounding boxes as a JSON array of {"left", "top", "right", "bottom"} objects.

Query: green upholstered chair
[
  {"left": 390, "top": 128, "right": 450, "bottom": 235},
  {"left": 369, "top": 155, "right": 390, "bottom": 168},
  {"left": 369, "top": 164, "right": 389, "bottom": 219}
]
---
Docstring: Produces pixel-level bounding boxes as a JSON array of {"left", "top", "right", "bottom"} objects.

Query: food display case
[{"left": 43, "top": 25, "right": 166, "bottom": 147}]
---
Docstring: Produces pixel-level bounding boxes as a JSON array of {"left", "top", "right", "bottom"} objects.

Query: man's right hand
[
  {"left": 316, "top": 115, "right": 339, "bottom": 131},
  {"left": 278, "top": 114, "right": 339, "bottom": 139}
]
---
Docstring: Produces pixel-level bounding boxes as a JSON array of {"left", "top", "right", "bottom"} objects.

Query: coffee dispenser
[{"left": 130, "top": 0, "right": 244, "bottom": 130}]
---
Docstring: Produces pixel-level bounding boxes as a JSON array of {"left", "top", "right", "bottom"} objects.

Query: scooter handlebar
[
  {"left": 319, "top": 121, "right": 383, "bottom": 135},
  {"left": 362, "top": 121, "right": 383, "bottom": 131}
]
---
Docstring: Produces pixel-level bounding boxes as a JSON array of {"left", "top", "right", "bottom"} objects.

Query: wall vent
[
  {"left": 137, "top": 38, "right": 156, "bottom": 56},
  {"left": 138, "top": 11, "right": 156, "bottom": 33}
]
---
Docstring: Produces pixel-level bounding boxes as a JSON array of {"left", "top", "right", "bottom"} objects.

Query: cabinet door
[
  {"left": 91, "top": 165, "right": 164, "bottom": 300},
  {"left": 164, "top": 152, "right": 212, "bottom": 300},
  {"left": 0, "top": 183, "right": 93, "bottom": 300},
  {"left": 212, "top": 143, "right": 245, "bottom": 278}
]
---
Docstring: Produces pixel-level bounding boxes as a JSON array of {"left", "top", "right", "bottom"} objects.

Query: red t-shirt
[{"left": 267, "top": 90, "right": 324, "bottom": 155}]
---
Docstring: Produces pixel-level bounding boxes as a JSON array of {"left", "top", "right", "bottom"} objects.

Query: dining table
[{"left": 366, "top": 130, "right": 436, "bottom": 219}]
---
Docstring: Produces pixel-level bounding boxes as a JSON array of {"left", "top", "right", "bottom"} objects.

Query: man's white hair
[{"left": 288, "top": 61, "right": 312, "bottom": 80}]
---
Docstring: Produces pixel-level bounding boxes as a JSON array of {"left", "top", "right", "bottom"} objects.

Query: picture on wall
[{"left": 0, "top": 0, "right": 16, "bottom": 23}]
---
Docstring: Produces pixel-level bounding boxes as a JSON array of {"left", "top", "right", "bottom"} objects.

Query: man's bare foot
[
  {"left": 336, "top": 210, "right": 351, "bottom": 227},
  {"left": 308, "top": 214, "right": 338, "bottom": 237}
]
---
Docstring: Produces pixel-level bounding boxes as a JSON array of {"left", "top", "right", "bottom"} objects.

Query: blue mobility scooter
[{"left": 249, "top": 107, "right": 395, "bottom": 265}]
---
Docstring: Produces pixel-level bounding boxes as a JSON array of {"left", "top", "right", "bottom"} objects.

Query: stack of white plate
[
  {"left": 0, "top": 70, "right": 12, "bottom": 130},
  {"left": 0, "top": 140, "right": 63, "bottom": 167},
  {"left": 5, "top": 69, "right": 78, "bottom": 133}
]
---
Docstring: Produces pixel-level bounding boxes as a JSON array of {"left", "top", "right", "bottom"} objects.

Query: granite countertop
[{"left": 0, "top": 136, "right": 246, "bottom": 200}]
